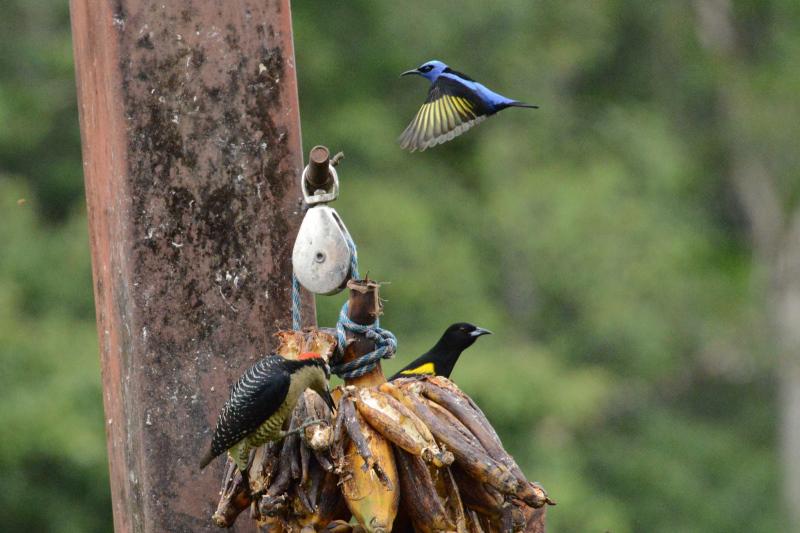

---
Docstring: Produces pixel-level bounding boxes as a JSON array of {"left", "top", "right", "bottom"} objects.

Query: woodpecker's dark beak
[
  {"left": 401, "top": 69, "right": 421, "bottom": 77},
  {"left": 320, "top": 388, "right": 336, "bottom": 412},
  {"left": 470, "top": 327, "right": 493, "bottom": 337}
]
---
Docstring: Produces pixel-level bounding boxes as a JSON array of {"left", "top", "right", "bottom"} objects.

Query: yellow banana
[{"left": 338, "top": 393, "right": 400, "bottom": 533}]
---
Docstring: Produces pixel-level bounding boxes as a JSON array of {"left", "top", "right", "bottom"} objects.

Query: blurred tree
[
  {"left": 0, "top": 0, "right": 82, "bottom": 222},
  {"left": 1, "top": 0, "right": 111, "bottom": 532},
  {"left": 0, "top": 179, "right": 111, "bottom": 533},
  {"left": 692, "top": 0, "right": 800, "bottom": 527}
]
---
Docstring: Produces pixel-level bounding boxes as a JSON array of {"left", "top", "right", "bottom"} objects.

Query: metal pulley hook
[
  {"left": 302, "top": 145, "right": 343, "bottom": 205},
  {"left": 293, "top": 146, "right": 354, "bottom": 295}
]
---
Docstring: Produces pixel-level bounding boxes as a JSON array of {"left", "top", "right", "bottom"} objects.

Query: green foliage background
[{"left": 0, "top": 0, "right": 792, "bottom": 531}]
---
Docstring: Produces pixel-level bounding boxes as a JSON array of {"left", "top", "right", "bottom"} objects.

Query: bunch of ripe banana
[{"left": 212, "top": 329, "right": 554, "bottom": 533}]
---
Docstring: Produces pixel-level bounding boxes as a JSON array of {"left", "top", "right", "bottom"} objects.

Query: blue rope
[
  {"left": 292, "top": 272, "right": 302, "bottom": 331},
  {"left": 329, "top": 302, "right": 397, "bottom": 380},
  {"left": 341, "top": 222, "right": 359, "bottom": 280}
]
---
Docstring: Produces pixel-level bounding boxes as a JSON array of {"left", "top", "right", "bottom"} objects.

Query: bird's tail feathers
[{"left": 508, "top": 101, "right": 539, "bottom": 109}]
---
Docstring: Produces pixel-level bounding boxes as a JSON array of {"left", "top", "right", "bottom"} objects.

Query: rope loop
[{"left": 329, "top": 302, "right": 396, "bottom": 380}]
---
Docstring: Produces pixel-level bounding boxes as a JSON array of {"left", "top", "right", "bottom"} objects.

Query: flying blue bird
[{"left": 398, "top": 60, "right": 538, "bottom": 152}]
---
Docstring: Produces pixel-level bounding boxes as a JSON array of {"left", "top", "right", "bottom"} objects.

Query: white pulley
[
  {"left": 292, "top": 152, "right": 353, "bottom": 295},
  {"left": 292, "top": 205, "right": 351, "bottom": 295}
]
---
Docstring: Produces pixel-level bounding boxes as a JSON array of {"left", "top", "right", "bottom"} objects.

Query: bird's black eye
[{"left": 419, "top": 65, "right": 433, "bottom": 73}]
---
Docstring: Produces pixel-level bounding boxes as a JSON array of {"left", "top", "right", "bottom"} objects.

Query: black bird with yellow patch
[{"left": 389, "top": 323, "right": 492, "bottom": 381}]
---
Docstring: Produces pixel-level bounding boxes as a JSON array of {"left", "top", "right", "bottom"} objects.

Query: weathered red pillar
[{"left": 69, "top": 0, "right": 312, "bottom": 530}]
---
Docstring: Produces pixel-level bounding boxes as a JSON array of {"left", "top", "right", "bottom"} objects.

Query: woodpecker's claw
[{"left": 285, "top": 417, "right": 329, "bottom": 438}]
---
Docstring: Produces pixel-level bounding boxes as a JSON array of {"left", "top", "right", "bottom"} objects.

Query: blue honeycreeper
[{"left": 398, "top": 60, "right": 538, "bottom": 152}]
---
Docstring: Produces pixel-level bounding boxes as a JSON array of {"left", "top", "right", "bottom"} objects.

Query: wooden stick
[{"left": 343, "top": 279, "right": 386, "bottom": 387}]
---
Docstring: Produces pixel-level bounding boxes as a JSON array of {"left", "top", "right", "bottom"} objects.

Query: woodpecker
[
  {"left": 398, "top": 60, "right": 538, "bottom": 152},
  {"left": 388, "top": 323, "right": 492, "bottom": 381},
  {"left": 200, "top": 352, "right": 336, "bottom": 474}
]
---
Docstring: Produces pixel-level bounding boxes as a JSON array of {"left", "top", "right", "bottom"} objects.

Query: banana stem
[{"left": 343, "top": 279, "right": 387, "bottom": 388}]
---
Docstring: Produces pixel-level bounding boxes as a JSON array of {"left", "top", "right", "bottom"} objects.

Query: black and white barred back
[{"left": 202, "top": 354, "right": 329, "bottom": 467}]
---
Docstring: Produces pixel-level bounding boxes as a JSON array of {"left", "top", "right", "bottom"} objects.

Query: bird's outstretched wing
[
  {"left": 398, "top": 76, "right": 495, "bottom": 152},
  {"left": 206, "top": 356, "right": 291, "bottom": 462}
]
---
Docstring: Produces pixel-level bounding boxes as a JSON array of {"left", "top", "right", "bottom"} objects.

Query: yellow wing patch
[
  {"left": 398, "top": 95, "right": 488, "bottom": 152},
  {"left": 400, "top": 363, "right": 436, "bottom": 376}
]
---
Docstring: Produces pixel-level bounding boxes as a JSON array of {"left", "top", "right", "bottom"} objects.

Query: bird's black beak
[
  {"left": 470, "top": 327, "right": 493, "bottom": 337},
  {"left": 401, "top": 69, "right": 420, "bottom": 77},
  {"left": 320, "top": 388, "right": 336, "bottom": 412}
]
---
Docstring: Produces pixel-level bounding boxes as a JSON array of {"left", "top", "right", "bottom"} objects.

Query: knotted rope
[{"left": 329, "top": 302, "right": 397, "bottom": 380}]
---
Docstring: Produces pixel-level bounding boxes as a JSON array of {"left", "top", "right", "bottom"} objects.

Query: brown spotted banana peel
[
  {"left": 274, "top": 328, "right": 337, "bottom": 363},
  {"left": 338, "top": 394, "right": 400, "bottom": 533},
  {"left": 499, "top": 504, "right": 526, "bottom": 533},
  {"left": 304, "top": 389, "right": 335, "bottom": 453},
  {"left": 310, "top": 470, "right": 350, "bottom": 530},
  {"left": 440, "top": 466, "right": 470, "bottom": 533},
  {"left": 250, "top": 440, "right": 281, "bottom": 498},
  {"left": 321, "top": 520, "right": 355, "bottom": 533},
  {"left": 286, "top": 464, "right": 346, "bottom": 532},
  {"left": 378, "top": 382, "right": 516, "bottom": 496},
  {"left": 354, "top": 387, "right": 453, "bottom": 468},
  {"left": 393, "top": 446, "right": 456, "bottom": 533},
  {"left": 257, "top": 513, "right": 287, "bottom": 533},
  {"left": 419, "top": 380, "right": 554, "bottom": 508},
  {"left": 466, "top": 509, "right": 485, "bottom": 533},
  {"left": 520, "top": 505, "right": 547, "bottom": 533},
  {"left": 449, "top": 464, "right": 504, "bottom": 521},
  {"left": 420, "top": 395, "right": 486, "bottom": 451},
  {"left": 261, "top": 424, "right": 299, "bottom": 517},
  {"left": 212, "top": 454, "right": 253, "bottom": 528},
  {"left": 286, "top": 451, "right": 325, "bottom": 525}
]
